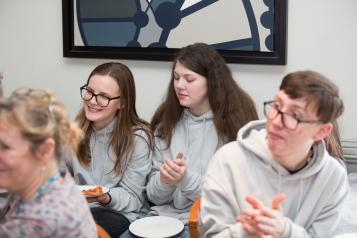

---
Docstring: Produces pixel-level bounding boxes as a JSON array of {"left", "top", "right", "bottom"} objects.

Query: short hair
[
  {"left": 0, "top": 88, "right": 82, "bottom": 162},
  {"left": 280, "top": 70, "right": 344, "bottom": 123}
]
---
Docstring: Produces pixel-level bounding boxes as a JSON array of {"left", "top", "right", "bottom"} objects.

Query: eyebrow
[
  {"left": 86, "top": 86, "right": 113, "bottom": 97},
  {"left": 275, "top": 96, "right": 306, "bottom": 112}
]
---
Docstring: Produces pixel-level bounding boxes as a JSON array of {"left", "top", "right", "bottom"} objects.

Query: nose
[
  {"left": 271, "top": 112, "right": 284, "bottom": 128},
  {"left": 175, "top": 78, "right": 185, "bottom": 90},
  {"left": 89, "top": 95, "right": 97, "bottom": 105}
]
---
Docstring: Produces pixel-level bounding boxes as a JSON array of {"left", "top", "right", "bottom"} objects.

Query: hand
[
  {"left": 237, "top": 210, "right": 264, "bottom": 238},
  {"left": 237, "top": 196, "right": 264, "bottom": 237},
  {"left": 86, "top": 193, "right": 111, "bottom": 204},
  {"left": 159, "top": 152, "right": 186, "bottom": 186},
  {"left": 237, "top": 194, "right": 286, "bottom": 238},
  {"left": 254, "top": 206, "right": 285, "bottom": 238}
]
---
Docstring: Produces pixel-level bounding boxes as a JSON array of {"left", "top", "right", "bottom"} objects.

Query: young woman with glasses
[
  {"left": 200, "top": 70, "right": 348, "bottom": 238},
  {"left": 65, "top": 62, "right": 152, "bottom": 237}
]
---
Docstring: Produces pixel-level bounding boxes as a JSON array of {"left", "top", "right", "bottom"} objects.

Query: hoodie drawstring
[{"left": 90, "top": 126, "right": 109, "bottom": 185}]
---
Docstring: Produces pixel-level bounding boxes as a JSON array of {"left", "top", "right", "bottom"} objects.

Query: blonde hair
[{"left": 0, "top": 88, "right": 82, "bottom": 162}]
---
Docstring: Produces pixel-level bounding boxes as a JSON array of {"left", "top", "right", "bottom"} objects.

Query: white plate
[
  {"left": 78, "top": 185, "right": 109, "bottom": 197},
  {"left": 0, "top": 189, "right": 7, "bottom": 194},
  {"left": 129, "top": 216, "right": 184, "bottom": 238},
  {"left": 334, "top": 233, "right": 357, "bottom": 238}
]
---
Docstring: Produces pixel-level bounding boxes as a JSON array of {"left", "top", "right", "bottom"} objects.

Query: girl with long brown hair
[
  {"left": 66, "top": 62, "right": 152, "bottom": 237},
  {"left": 146, "top": 43, "right": 258, "bottom": 237}
]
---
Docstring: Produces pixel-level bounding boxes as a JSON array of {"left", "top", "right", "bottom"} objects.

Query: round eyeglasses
[
  {"left": 80, "top": 85, "right": 120, "bottom": 107},
  {"left": 263, "top": 101, "right": 323, "bottom": 130}
]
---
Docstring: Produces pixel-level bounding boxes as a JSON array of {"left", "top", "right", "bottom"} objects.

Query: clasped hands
[
  {"left": 159, "top": 152, "right": 187, "bottom": 186},
  {"left": 236, "top": 193, "right": 286, "bottom": 238}
]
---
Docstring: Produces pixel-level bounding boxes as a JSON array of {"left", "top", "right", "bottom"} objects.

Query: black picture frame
[{"left": 62, "top": 0, "right": 288, "bottom": 65}]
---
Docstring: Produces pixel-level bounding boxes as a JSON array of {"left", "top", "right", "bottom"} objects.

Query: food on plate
[{"left": 80, "top": 185, "right": 103, "bottom": 196}]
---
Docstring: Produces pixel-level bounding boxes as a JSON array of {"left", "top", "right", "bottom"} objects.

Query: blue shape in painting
[
  {"left": 261, "top": 0, "right": 274, "bottom": 51},
  {"left": 76, "top": 0, "right": 275, "bottom": 51}
]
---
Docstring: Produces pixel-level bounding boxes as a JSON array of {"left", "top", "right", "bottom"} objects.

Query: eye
[
  {"left": 0, "top": 141, "right": 11, "bottom": 151},
  {"left": 291, "top": 112, "right": 302, "bottom": 120},
  {"left": 173, "top": 73, "right": 180, "bottom": 81},
  {"left": 85, "top": 88, "right": 94, "bottom": 94},
  {"left": 186, "top": 76, "right": 195, "bottom": 83},
  {"left": 273, "top": 102, "right": 281, "bottom": 110}
]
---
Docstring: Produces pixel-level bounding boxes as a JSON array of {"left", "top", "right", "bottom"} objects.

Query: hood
[
  {"left": 237, "top": 120, "right": 327, "bottom": 180},
  {"left": 181, "top": 108, "right": 214, "bottom": 123},
  {"left": 92, "top": 119, "right": 116, "bottom": 144}
]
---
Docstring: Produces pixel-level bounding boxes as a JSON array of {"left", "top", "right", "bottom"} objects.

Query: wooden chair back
[
  {"left": 96, "top": 223, "right": 111, "bottom": 238},
  {"left": 188, "top": 197, "right": 201, "bottom": 238}
]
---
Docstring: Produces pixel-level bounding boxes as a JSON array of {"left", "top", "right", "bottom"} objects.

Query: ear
[
  {"left": 313, "top": 122, "right": 333, "bottom": 142},
  {"left": 117, "top": 99, "right": 124, "bottom": 110},
  {"left": 35, "top": 138, "right": 55, "bottom": 162}
]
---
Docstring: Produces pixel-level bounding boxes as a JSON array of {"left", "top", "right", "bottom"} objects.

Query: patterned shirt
[{"left": 0, "top": 172, "right": 97, "bottom": 238}]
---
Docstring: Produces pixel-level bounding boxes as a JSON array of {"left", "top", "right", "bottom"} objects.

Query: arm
[
  {"left": 104, "top": 131, "right": 152, "bottom": 212},
  {"left": 146, "top": 138, "right": 176, "bottom": 205},
  {"left": 201, "top": 173, "right": 246, "bottom": 238},
  {"left": 178, "top": 167, "right": 204, "bottom": 202}
]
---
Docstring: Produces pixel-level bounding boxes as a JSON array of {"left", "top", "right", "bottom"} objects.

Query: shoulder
[
  {"left": 322, "top": 153, "right": 348, "bottom": 178},
  {"left": 133, "top": 126, "right": 151, "bottom": 141},
  {"left": 208, "top": 141, "right": 246, "bottom": 173}
]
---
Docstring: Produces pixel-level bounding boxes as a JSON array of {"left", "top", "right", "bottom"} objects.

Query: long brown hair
[
  {"left": 76, "top": 62, "right": 152, "bottom": 174},
  {"left": 151, "top": 43, "right": 258, "bottom": 146}
]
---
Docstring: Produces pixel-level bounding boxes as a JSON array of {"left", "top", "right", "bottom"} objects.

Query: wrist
[{"left": 100, "top": 193, "right": 111, "bottom": 205}]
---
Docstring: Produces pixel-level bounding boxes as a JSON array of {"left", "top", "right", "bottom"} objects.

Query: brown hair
[
  {"left": 151, "top": 43, "right": 258, "bottom": 146},
  {"left": 280, "top": 70, "right": 344, "bottom": 123},
  {"left": 324, "top": 121, "right": 344, "bottom": 160},
  {"left": 75, "top": 62, "right": 152, "bottom": 174},
  {"left": 0, "top": 88, "right": 82, "bottom": 161}
]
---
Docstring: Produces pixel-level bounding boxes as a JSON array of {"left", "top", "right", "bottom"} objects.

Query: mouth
[
  {"left": 268, "top": 131, "right": 284, "bottom": 141},
  {"left": 177, "top": 93, "right": 188, "bottom": 99},
  {"left": 86, "top": 104, "right": 103, "bottom": 113}
]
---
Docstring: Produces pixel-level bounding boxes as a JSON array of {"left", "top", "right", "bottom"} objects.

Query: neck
[
  {"left": 189, "top": 106, "right": 210, "bottom": 117},
  {"left": 19, "top": 160, "right": 58, "bottom": 201},
  {"left": 274, "top": 149, "right": 312, "bottom": 172}
]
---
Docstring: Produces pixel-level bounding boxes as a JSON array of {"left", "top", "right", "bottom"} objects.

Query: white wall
[{"left": 0, "top": 0, "right": 356, "bottom": 139}]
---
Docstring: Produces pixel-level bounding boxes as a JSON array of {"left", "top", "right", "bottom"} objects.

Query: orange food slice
[{"left": 81, "top": 185, "right": 103, "bottom": 196}]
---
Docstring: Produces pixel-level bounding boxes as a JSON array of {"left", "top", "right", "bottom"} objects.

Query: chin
[{"left": 267, "top": 140, "right": 284, "bottom": 156}]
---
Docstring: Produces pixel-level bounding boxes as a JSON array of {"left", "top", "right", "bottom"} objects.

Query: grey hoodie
[
  {"left": 200, "top": 120, "right": 349, "bottom": 238},
  {"left": 66, "top": 119, "right": 152, "bottom": 222},
  {"left": 146, "top": 109, "right": 221, "bottom": 223}
]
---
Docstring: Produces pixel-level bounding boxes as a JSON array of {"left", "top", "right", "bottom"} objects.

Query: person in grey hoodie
[
  {"left": 145, "top": 43, "right": 258, "bottom": 237},
  {"left": 200, "top": 70, "right": 348, "bottom": 238},
  {"left": 65, "top": 62, "right": 152, "bottom": 237}
]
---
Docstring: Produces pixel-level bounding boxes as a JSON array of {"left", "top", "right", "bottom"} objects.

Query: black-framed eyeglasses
[
  {"left": 263, "top": 100, "right": 324, "bottom": 130},
  {"left": 80, "top": 85, "right": 120, "bottom": 107}
]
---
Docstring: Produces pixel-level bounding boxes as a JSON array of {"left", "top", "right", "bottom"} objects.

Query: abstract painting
[{"left": 62, "top": 0, "right": 287, "bottom": 64}]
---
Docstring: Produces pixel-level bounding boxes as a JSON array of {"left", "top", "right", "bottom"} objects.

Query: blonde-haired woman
[{"left": 0, "top": 88, "right": 97, "bottom": 237}]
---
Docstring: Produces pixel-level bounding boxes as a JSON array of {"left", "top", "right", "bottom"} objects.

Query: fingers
[
  {"left": 86, "top": 196, "right": 97, "bottom": 203},
  {"left": 245, "top": 195, "right": 263, "bottom": 209},
  {"left": 237, "top": 215, "right": 264, "bottom": 238},
  {"left": 272, "top": 193, "right": 286, "bottom": 210},
  {"left": 164, "top": 160, "right": 184, "bottom": 177},
  {"left": 176, "top": 152, "right": 184, "bottom": 160},
  {"left": 159, "top": 165, "right": 176, "bottom": 183},
  {"left": 158, "top": 152, "right": 186, "bottom": 185},
  {"left": 96, "top": 193, "right": 110, "bottom": 204}
]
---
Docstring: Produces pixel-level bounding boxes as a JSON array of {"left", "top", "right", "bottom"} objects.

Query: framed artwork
[{"left": 62, "top": 0, "right": 287, "bottom": 65}]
